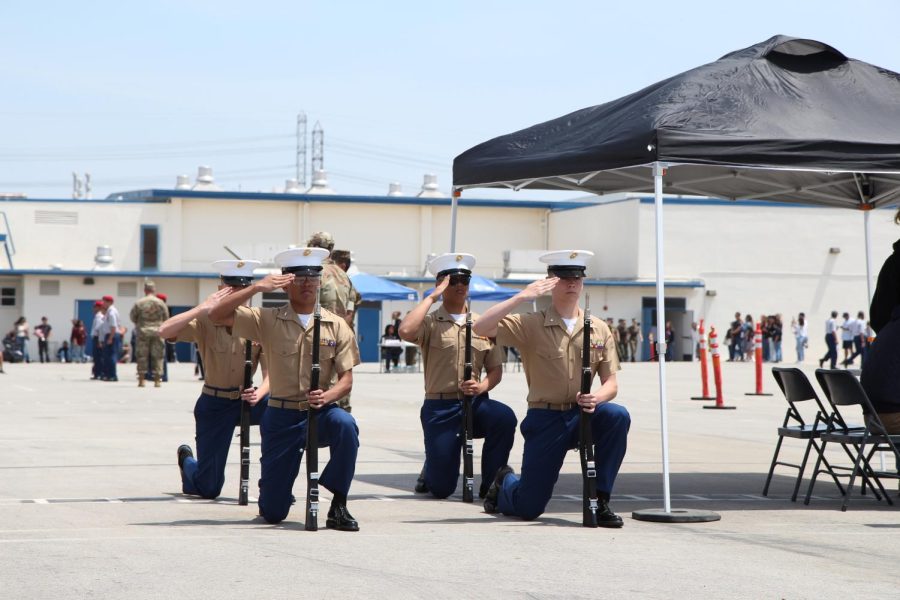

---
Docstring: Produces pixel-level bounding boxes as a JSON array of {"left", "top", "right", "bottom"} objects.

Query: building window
[
  {"left": 118, "top": 282, "right": 138, "bottom": 297},
  {"left": 0, "top": 287, "right": 15, "bottom": 306},
  {"left": 39, "top": 280, "right": 60, "bottom": 296},
  {"left": 141, "top": 225, "right": 159, "bottom": 271}
]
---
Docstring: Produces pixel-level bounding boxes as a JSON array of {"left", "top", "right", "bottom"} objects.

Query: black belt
[
  {"left": 202, "top": 385, "right": 242, "bottom": 400},
  {"left": 528, "top": 402, "right": 577, "bottom": 411}
]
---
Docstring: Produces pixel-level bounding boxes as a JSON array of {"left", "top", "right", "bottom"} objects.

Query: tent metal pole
[
  {"left": 864, "top": 209, "right": 875, "bottom": 304},
  {"left": 863, "top": 209, "right": 884, "bottom": 470},
  {"left": 652, "top": 162, "right": 672, "bottom": 514},
  {"left": 450, "top": 188, "right": 460, "bottom": 252}
]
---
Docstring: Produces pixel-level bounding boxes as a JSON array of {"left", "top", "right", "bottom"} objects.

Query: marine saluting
[
  {"left": 209, "top": 247, "right": 362, "bottom": 531},
  {"left": 159, "top": 259, "right": 270, "bottom": 501},
  {"left": 399, "top": 253, "right": 517, "bottom": 502},
  {"left": 474, "top": 250, "right": 631, "bottom": 527}
]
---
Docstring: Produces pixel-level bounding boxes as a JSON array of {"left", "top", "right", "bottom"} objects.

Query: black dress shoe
[
  {"left": 483, "top": 465, "right": 514, "bottom": 514},
  {"left": 414, "top": 467, "right": 429, "bottom": 494},
  {"left": 326, "top": 503, "right": 359, "bottom": 532},
  {"left": 597, "top": 499, "right": 624, "bottom": 528},
  {"left": 177, "top": 444, "right": 193, "bottom": 470}
]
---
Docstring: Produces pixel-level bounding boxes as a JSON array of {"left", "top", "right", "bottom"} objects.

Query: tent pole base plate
[{"left": 632, "top": 508, "right": 721, "bottom": 523}]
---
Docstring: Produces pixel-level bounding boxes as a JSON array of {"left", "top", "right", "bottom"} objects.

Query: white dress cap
[
  {"left": 212, "top": 259, "right": 262, "bottom": 285},
  {"left": 274, "top": 247, "right": 330, "bottom": 274},
  {"left": 539, "top": 249, "right": 595, "bottom": 276},
  {"left": 428, "top": 252, "right": 476, "bottom": 276}
]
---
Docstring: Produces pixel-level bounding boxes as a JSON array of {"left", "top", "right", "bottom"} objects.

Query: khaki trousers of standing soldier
[{"left": 136, "top": 328, "right": 165, "bottom": 378}]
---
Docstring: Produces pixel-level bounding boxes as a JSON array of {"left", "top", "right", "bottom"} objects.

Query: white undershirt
[
  {"left": 297, "top": 313, "right": 313, "bottom": 328},
  {"left": 449, "top": 313, "right": 467, "bottom": 325},
  {"left": 561, "top": 316, "right": 578, "bottom": 334}
]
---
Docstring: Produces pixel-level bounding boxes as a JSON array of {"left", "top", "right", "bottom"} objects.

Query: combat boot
[
  {"left": 138, "top": 374, "right": 145, "bottom": 387},
  {"left": 154, "top": 373, "right": 162, "bottom": 388}
]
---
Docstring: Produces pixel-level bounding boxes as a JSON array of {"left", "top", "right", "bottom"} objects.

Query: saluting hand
[
  {"left": 576, "top": 391, "right": 603, "bottom": 414},
  {"left": 256, "top": 273, "right": 295, "bottom": 293},
  {"left": 199, "top": 288, "right": 232, "bottom": 311},
  {"left": 241, "top": 386, "right": 261, "bottom": 406},
  {"left": 428, "top": 276, "right": 451, "bottom": 301},
  {"left": 307, "top": 388, "right": 329, "bottom": 409},
  {"left": 517, "top": 277, "right": 559, "bottom": 302}
]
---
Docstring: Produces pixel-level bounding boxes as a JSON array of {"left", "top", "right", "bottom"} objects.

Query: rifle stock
[
  {"left": 238, "top": 340, "right": 252, "bottom": 506},
  {"left": 580, "top": 295, "right": 599, "bottom": 528},
  {"left": 305, "top": 292, "right": 321, "bottom": 531}
]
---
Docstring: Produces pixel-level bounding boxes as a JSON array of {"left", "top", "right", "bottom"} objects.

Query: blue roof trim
[
  {"left": 106, "top": 188, "right": 595, "bottom": 210},
  {"left": 1, "top": 269, "right": 219, "bottom": 279}
]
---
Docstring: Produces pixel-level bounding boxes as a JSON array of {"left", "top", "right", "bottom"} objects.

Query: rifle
[
  {"left": 305, "top": 291, "right": 321, "bottom": 531},
  {"left": 579, "top": 294, "right": 599, "bottom": 528},
  {"left": 461, "top": 310, "right": 475, "bottom": 503},
  {"left": 238, "top": 340, "right": 252, "bottom": 505}
]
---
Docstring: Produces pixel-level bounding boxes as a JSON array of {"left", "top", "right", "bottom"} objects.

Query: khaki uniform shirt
[
  {"left": 175, "top": 312, "right": 263, "bottom": 390},
  {"left": 497, "top": 306, "right": 620, "bottom": 405},
  {"left": 320, "top": 260, "right": 360, "bottom": 323},
  {"left": 414, "top": 306, "right": 504, "bottom": 395},
  {"left": 130, "top": 295, "right": 170, "bottom": 335},
  {"left": 233, "top": 304, "right": 360, "bottom": 402}
]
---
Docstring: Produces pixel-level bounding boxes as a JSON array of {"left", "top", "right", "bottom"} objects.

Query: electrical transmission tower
[
  {"left": 296, "top": 112, "right": 308, "bottom": 188},
  {"left": 311, "top": 121, "right": 324, "bottom": 175}
]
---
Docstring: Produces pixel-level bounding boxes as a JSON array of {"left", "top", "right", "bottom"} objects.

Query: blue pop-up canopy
[
  {"left": 350, "top": 272, "right": 418, "bottom": 301},
  {"left": 424, "top": 274, "right": 518, "bottom": 301}
]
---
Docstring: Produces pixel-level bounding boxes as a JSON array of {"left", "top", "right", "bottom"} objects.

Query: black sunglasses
[{"left": 447, "top": 274, "right": 471, "bottom": 286}]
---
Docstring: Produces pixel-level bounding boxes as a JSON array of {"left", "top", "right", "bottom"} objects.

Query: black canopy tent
[{"left": 451, "top": 36, "right": 900, "bottom": 522}]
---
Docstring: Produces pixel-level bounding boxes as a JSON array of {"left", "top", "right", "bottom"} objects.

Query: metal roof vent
[
  {"left": 417, "top": 173, "right": 445, "bottom": 198},
  {"left": 192, "top": 165, "right": 222, "bottom": 191},
  {"left": 175, "top": 175, "right": 191, "bottom": 190},
  {"left": 306, "top": 169, "right": 335, "bottom": 195},
  {"left": 285, "top": 178, "right": 303, "bottom": 194},
  {"left": 94, "top": 245, "right": 114, "bottom": 271},
  {"left": 387, "top": 182, "right": 404, "bottom": 196}
]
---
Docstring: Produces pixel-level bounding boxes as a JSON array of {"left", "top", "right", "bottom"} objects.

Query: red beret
[
  {"left": 94, "top": 300, "right": 104, "bottom": 307},
  {"left": 156, "top": 293, "right": 168, "bottom": 301},
  {"left": 102, "top": 295, "right": 114, "bottom": 302}
]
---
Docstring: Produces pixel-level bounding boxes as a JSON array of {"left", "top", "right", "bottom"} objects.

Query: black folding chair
[
  {"left": 808, "top": 369, "right": 900, "bottom": 511},
  {"left": 763, "top": 367, "right": 844, "bottom": 501}
]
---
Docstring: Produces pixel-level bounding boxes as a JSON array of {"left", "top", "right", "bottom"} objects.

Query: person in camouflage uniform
[
  {"left": 307, "top": 232, "right": 361, "bottom": 411},
  {"left": 130, "top": 280, "right": 170, "bottom": 387}
]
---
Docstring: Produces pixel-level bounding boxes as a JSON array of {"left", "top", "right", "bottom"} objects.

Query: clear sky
[{"left": 2, "top": 0, "right": 899, "bottom": 200}]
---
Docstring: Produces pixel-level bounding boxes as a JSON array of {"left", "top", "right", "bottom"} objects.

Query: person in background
[
  {"left": 741, "top": 315, "right": 754, "bottom": 361},
  {"left": 819, "top": 310, "right": 839, "bottom": 369},
  {"left": 35, "top": 316, "right": 52, "bottom": 363},
  {"left": 843, "top": 310, "right": 867, "bottom": 367},
  {"left": 56, "top": 341, "right": 70, "bottom": 363},
  {"left": 772, "top": 314, "right": 784, "bottom": 363},
  {"left": 664, "top": 321, "right": 674, "bottom": 361},
  {"left": 14, "top": 316, "right": 30, "bottom": 363},
  {"left": 727, "top": 312, "right": 742, "bottom": 361},
  {"left": 70, "top": 319, "right": 87, "bottom": 363},
  {"left": 791, "top": 313, "right": 808, "bottom": 363},
  {"left": 616, "top": 319, "right": 629, "bottom": 362},
  {"left": 839, "top": 312, "right": 854, "bottom": 367},
  {"left": 99, "top": 295, "right": 121, "bottom": 381},
  {"left": 90, "top": 301, "right": 105, "bottom": 380},
  {"left": 381, "top": 323, "right": 402, "bottom": 373},
  {"left": 627, "top": 319, "right": 642, "bottom": 362}
]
